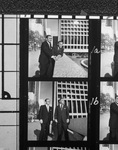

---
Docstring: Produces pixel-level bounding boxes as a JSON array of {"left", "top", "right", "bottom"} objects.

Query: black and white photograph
[
  {"left": 29, "top": 19, "right": 88, "bottom": 78},
  {"left": 0, "top": 15, "right": 20, "bottom": 150},
  {"left": 100, "top": 81, "right": 118, "bottom": 141},
  {"left": 100, "top": 144, "right": 118, "bottom": 150},
  {"left": 28, "top": 81, "right": 88, "bottom": 141},
  {"left": 100, "top": 20, "right": 118, "bottom": 78},
  {"left": 0, "top": 0, "right": 118, "bottom": 149}
]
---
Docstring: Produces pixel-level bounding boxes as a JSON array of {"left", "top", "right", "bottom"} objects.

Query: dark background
[{"left": 0, "top": 0, "right": 118, "bottom": 15}]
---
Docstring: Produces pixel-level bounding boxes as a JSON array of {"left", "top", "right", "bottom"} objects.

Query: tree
[
  {"left": 100, "top": 92, "right": 114, "bottom": 112},
  {"left": 29, "top": 29, "right": 35, "bottom": 42},
  {"left": 101, "top": 33, "right": 114, "bottom": 51}
]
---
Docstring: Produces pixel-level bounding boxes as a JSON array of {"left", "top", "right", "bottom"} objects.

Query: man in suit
[
  {"left": 38, "top": 35, "right": 56, "bottom": 78},
  {"left": 113, "top": 41, "right": 118, "bottom": 77},
  {"left": 53, "top": 41, "right": 64, "bottom": 58},
  {"left": 38, "top": 98, "right": 53, "bottom": 141},
  {"left": 51, "top": 41, "right": 64, "bottom": 75},
  {"left": 54, "top": 98, "right": 70, "bottom": 141},
  {"left": 109, "top": 94, "right": 118, "bottom": 141}
]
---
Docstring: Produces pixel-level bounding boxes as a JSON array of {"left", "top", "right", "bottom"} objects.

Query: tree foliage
[
  {"left": 29, "top": 29, "right": 45, "bottom": 48},
  {"left": 100, "top": 92, "right": 114, "bottom": 111},
  {"left": 101, "top": 33, "right": 115, "bottom": 51}
]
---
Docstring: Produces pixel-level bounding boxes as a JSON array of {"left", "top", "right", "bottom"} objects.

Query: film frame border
[
  {"left": 20, "top": 14, "right": 118, "bottom": 150},
  {"left": 20, "top": 15, "right": 91, "bottom": 149}
]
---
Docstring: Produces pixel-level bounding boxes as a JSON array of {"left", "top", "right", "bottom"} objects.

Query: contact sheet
[
  {"left": 20, "top": 16, "right": 98, "bottom": 150},
  {"left": 1, "top": 11, "right": 118, "bottom": 150},
  {"left": 19, "top": 15, "right": 118, "bottom": 150}
]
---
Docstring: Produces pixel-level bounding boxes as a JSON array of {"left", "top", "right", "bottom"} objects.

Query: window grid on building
[
  {"left": 61, "top": 20, "right": 89, "bottom": 53},
  {"left": 0, "top": 15, "right": 20, "bottom": 150},
  {"left": 56, "top": 81, "right": 88, "bottom": 119}
]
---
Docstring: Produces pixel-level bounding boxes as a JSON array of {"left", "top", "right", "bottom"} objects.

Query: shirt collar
[
  {"left": 115, "top": 102, "right": 118, "bottom": 106},
  {"left": 47, "top": 41, "right": 51, "bottom": 46}
]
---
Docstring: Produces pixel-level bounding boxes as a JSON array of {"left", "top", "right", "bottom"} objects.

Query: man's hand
[
  {"left": 50, "top": 120, "right": 53, "bottom": 125},
  {"left": 66, "top": 119, "right": 69, "bottom": 123},
  {"left": 39, "top": 119, "right": 43, "bottom": 124},
  {"left": 55, "top": 55, "right": 61, "bottom": 61},
  {"left": 55, "top": 119, "right": 58, "bottom": 123}
]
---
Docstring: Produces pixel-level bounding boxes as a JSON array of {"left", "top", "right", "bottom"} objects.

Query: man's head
[
  {"left": 58, "top": 98, "right": 65, "bottom": 105},
  {"left": 58, "top": 41, "right": 63, "bottom": 48},
  {"left": 46, "top": 35, "right": 52, "bottom": 43},
  {"left": 115, "top": 95, "right": 118, "bottom": 103},
  {"left": 45, "top": 98, "right": 50, "bottom": 105}
]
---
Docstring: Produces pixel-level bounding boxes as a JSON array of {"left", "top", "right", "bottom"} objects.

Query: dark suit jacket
[
  {"left": 109, "top": 102, "right": 118, "bottom": 129},
  {"left": 54, "top": 105, "right": 69, "bottom": 124},
  {"left": 39, "top": 41, "right": 52, "bottom": 66},
  {"left": 38, "top": 105, "right": 53, "bottom": 124},
  {"left": 52, "top": 46, "right": 64, "bottom": 57}
]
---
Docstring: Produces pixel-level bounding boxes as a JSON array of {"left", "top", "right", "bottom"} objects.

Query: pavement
[
  {"left": 101, "top": 51, "right": 114, "bottom": 77},
  {"left": 28, "top": 120, "right": 52, "bottom": 141},
  {"left": 53, "top": 54, "right": 87, "bottom": 78},
  {"left": 100, "top": 112, "right": 110, "bottom": 140},
  {"left": 29, "top": 50, "right": 88, "bottom": 78}
]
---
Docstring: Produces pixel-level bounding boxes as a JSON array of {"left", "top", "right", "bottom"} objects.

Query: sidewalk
[
  {"left": 53, "top": 54, "right": 87, "bottom": 78},
  {"left": 29, "top": 50, "right": 40, "bottom": 77},
  {"left": 29, "top": 50, "right": 88, "bottom": 78},
  {"left": 28, "top": 121, "right": 52, "bottom": 141},
  {"left": 100, "top": 112, "right": 110, "bottom": 140}
]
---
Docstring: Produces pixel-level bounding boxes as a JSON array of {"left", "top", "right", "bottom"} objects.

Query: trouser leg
[
  {"left": 63, "top": 123, "right": 69, "bottom": 141},
  {"left": 40, "top": 63, "right": 49, "bottom": 78},
  {"left": 57, "top": 123, "right": 63, "bottom": 141},
  {"left": 110, "top": 129, "right": 116, "bottom": 141},
  {"left": 39, "top": 123, "right": 49, "bottom": 141}
]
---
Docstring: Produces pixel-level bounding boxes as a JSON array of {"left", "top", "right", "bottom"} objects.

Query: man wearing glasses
[
  {"left": 38, "top": 98, "right": 53, "bottom": 141},
  {"left": 38, "top": 35, "right": 56, "bottom": 78},
  {"left": 54, "top": 98, "right": 70, "bottom": 141}
]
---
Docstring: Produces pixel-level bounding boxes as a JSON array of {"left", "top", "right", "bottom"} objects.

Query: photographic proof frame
[
  {"left": 28, "top": 81, "right": 88, "bottom": 141},
  {"left": 28, "top": 18, "right": 89, "bottom": 78}
]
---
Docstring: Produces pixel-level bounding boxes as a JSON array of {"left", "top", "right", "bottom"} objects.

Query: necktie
[
  {"left": 49, "top": 42, "right": 51, "bottom": 48},
  {"left": 60, "top": 104, "right": 63, "bottom": 110}
]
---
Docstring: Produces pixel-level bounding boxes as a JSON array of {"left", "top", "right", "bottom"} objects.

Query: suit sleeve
[
  {"left": 57, "top": 48, "right": 64, "bottom": 56},
  {"left": 41, "top": 42, "right": 52, "bottom": 57},
  {"left": 50, "top": 107, "right": 53, "bottom": 121},
  {"left": 54, "top": 106, "right": 58, "bottom": 120},
  {"left": 66, "top": 106, "right": 69, "bottom": 119},
  {"left": 110, "top": 103, "right": 118, "bottom": 114},
  {"left": 39, "top": 106, "right": 43, "bottom": 120},
  {"left": 52, "top": 47, "right": 55, "bottom": 56},
  {"left": 60, "top": 48, "right": 64, "bottom": 56}
]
